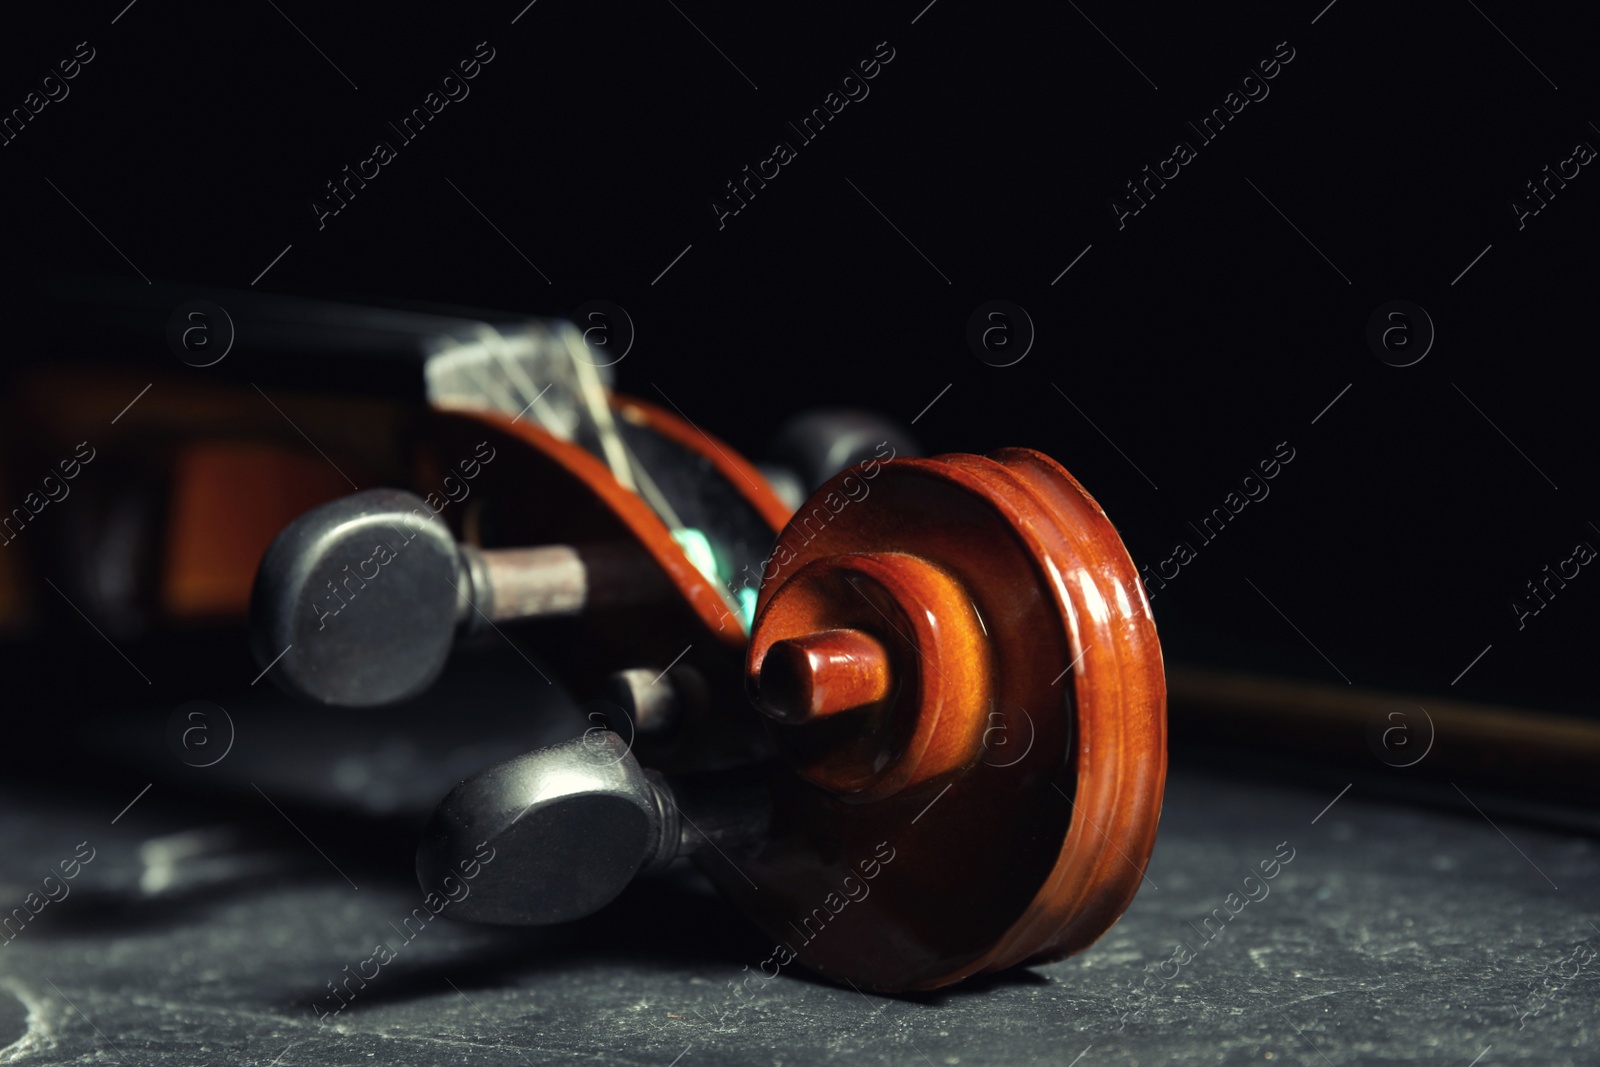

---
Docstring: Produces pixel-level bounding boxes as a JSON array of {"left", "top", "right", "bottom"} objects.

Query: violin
[
  {"left": 238, "top": 308, "right": 1168, "bottom": 993},
  {"left": 22, "top": 282, "right": 1592, "bottom": 996}
]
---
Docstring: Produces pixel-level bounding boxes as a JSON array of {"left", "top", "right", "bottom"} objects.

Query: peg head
[{"left": 249, "top": 488, "right": 467, "bottom": 707}]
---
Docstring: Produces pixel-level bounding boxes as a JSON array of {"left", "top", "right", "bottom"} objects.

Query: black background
[{"left": 1, "top": 0, "right": 1596, "bottom": 717}]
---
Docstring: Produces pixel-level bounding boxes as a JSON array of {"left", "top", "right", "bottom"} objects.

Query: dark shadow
[{"left": 279, "top": 871, "right": 774, "bottom": 1016}]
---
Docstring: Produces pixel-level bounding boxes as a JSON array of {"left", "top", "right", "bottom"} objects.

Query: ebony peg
[
  {"left": 767, "top": 409, "right": 919, "bottom": 493},
  {"left": 249, "top": 488, "right": 660, "bottom": 707},
  {"left": 416, "top": 731, "right": 766, "bottom": 925}
]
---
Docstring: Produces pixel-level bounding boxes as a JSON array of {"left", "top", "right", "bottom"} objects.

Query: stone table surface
[{"left": 0, "top": 657, "right": 1594, "bottom": 1067}]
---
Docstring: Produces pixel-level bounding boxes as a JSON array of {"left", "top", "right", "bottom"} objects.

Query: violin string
[
  {"left": 475, "top": 323, "right": 537, "bottom": 425},
  {"left": 459, "top": 347, "right": 521, "bottom": 417},
  {"left": 560, "top": 323, "right": 639, "bottom": 494}
]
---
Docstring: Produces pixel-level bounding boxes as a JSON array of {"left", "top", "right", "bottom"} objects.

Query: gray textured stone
[{"left": 0, "top": 749, "right": 1592, "bottom": 1066}]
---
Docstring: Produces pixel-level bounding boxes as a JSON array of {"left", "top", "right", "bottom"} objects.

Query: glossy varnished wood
[
  {"left": 719, "top": 448, "right": 1166, "bottom": 991},
  {"left": 426, "top": 395, "right": 791, "bottom": 770},
  {"left": 754, "top": 628, "right": 894, "bottom": 724}
]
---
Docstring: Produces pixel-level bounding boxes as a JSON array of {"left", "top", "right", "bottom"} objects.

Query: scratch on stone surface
[
  {"left": 88, "top": 996, "right": 556, "bottom": 1058},
  {"left": 0, "top": 981, "right": 56, "bottom": 1064},
  {"left": 1279, "top": 988, "right": 1350, "bottom": 1009},
  {"left": 315, "top": 1027, "right": 560, "bottom": 1057},
  {"left": 136, "top": 998, "right": 309, "bottom": 1032}
]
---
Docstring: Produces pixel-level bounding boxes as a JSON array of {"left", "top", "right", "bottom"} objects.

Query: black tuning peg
[
  {"left": 765, "top": 409, "right": 919, "bottom": 499},
  {"left": 415, "top": 731, "right": 766, "bottom": 925},
  {"left": 249, "top": 489, "right": 662, "bottom": 707}
]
